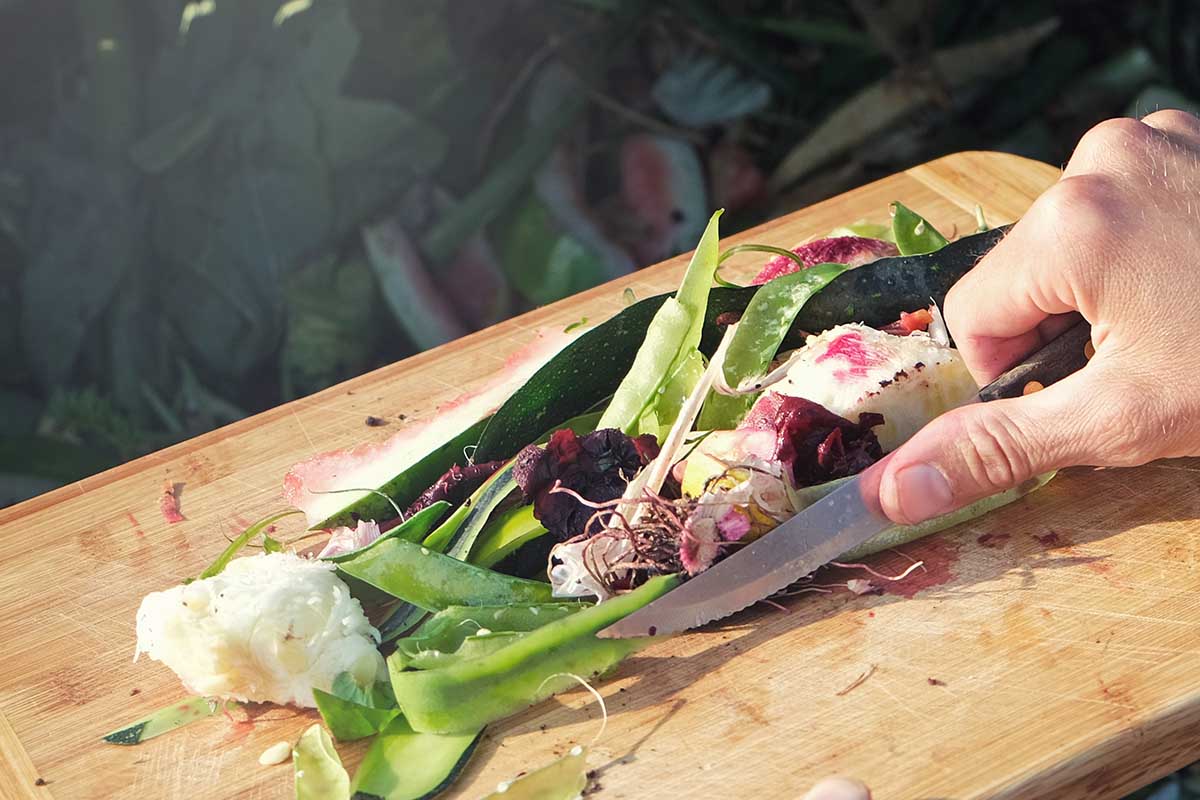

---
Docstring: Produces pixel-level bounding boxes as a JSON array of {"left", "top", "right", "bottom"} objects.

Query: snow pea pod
[
  {"left": 699, "top": 262, "right": 848, "bottom": 430},
  {"left": 336, "top": 537, "right": 553, "bottom": 611},
  {"left": 597, "top": 211, "right": 722, "bottom": 436},
  {"left": 891, "top": 201, "right": 948, "bottom": 255},
  {"left": 389, "top": 575, "right": 679, "bottom": 734}
]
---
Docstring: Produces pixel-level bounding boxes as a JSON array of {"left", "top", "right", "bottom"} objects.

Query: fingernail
[{"left": 892, "top": 463, "right": 954, "bottom": 523}]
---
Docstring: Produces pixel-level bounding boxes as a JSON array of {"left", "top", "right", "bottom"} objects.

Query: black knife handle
[{"left": 977, "top": 320, "right": 1093, "bottom": 402}]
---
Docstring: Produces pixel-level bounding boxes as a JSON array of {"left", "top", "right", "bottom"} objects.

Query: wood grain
[{"left": 8, "top": 151, "right": 1196, "bottom": 800}]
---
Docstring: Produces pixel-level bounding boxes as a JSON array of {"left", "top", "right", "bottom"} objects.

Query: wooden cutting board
[{"left": 5, "top": 151, "right": 1199, "bottom": 800}]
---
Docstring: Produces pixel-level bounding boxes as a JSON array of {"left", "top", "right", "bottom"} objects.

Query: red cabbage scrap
[
  {"left": 740, "top": 395, "right": 883, "bottom": 487},
  {"left": 752, "top": 236, "right": 898, "bottom": 285},
  {"left": 403, "top": 459, "right": 506, "bottom": 518},
  {"left": 513, "top": 429, "right": 659, "bottom": 541}
]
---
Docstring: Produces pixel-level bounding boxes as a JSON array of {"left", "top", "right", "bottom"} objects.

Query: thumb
[{"left": 876, "top": 369, "right": 1115, "bottom": 525}]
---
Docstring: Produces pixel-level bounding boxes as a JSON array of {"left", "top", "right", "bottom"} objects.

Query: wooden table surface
[{"left": 6, "top": 151, "right": 1200, "bottom": 800}]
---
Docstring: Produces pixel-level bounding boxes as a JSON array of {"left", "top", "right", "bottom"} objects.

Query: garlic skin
[{"left": 135, "top": 553, "right": 383, "bottom": 707}]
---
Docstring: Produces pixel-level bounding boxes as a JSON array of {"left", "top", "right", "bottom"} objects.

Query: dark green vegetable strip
[
  {"left": 475, "top": 227, "right": 1006, "bottom": 461},
  {"left": 102, "top": 696, "right": 220, "bottom": 745},
  {"left": 891, "top": 201, "right": 949, "bottom": 256},
  {"left": 336, "top": 537, "right": 553, "bottom": 611},
  {"left": 349, "top": 716, "right": 482, "bottom": 800},
  {"left": 195, "top": 510, "right": 300, "bottom": 581},
  {"left": 321, "top": 503, "right": 450, "bottom": 563},
  {"left": 315, "top": 417, "right": 489, "bottom": 530},
  {"left": 389, "top": 575, "right": 679, "bottom": 734},
  {"left": 792, "top": 226, "right": 1007, "bottom": 331},
  {"left": 428, "top": 464, "right": 516, "bottom": 558},
  {"left": 698, "top": 262, "right": 849, "bottom": 430}
]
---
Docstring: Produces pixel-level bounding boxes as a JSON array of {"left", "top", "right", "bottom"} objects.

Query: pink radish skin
[{"left": 752, "top": 236, "right": 898, "bottom": 285}]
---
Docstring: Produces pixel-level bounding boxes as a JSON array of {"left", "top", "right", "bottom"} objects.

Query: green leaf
[
  {"left": 472, "top": 505, "right": 548, "bottom": 569},
  {"left": 349, "top": 716, "right": 482, "bottom": 800},
  {"left": 312, "top": 676, "right": 400, "bottom": 743},
  {"left": 891, "top": 202, "right": 949, "bottom": 256},
  {"left": 294, "top": 724, "right": 350, "bottom": 800},
  {"left": 196, "top": 510, "right": 302, "bottom": 581}
]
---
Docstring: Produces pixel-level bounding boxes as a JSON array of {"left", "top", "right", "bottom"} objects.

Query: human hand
[
  {"left": 802, "top": 776, "right": 872, "bottom": 800},
  {"left": 875, "top": 110, "right": 1200, "bottom": 524}
]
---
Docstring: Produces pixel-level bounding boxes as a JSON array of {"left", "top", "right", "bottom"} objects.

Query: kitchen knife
[{"left": 599, "top": 319, "right": 1093, "bottom": 639}]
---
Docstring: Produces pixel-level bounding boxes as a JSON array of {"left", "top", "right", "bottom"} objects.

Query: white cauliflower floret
[{"left": 135, "top": 553, "right": 383, "bottom": 707}]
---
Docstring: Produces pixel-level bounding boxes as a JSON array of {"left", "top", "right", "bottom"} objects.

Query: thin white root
[
  {"left": 537, "top": 672, "right": 609, "bottom": 747},
  {"left": 828, "top": 560, "right": 925, "bottom": 581}
]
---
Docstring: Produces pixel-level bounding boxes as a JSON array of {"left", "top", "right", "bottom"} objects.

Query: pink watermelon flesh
[{"left": 282, "top": 327, "right": 577, "bottom": 528}]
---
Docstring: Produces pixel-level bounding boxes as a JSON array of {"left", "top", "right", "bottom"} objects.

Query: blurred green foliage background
[
  {"left": 0, "top": 0, "right": 1196, "bottom": 519},
  {"left": 4, "top": 2, "right": 1200, "bottom": 795}
]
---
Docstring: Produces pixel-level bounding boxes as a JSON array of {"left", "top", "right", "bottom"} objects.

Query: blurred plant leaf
[
  {"left": 1125, "top": 84, "right": 1200, "bottom": 118},
  {"left": 1054, "top": 47, "right": 1159, "bottom": 120},
  {"left": 746, "top": 16, "right": 877, "bottom": 51},
  {"left": 981, "top": 36, "right": 1090, "bottom": 133},
  {"left": 652, "top": 54, "right": 772, "bottom": 127},
  {"left": 281, "top": 253, "right": 382, "bottom": 400},
  {"left": 769, "top": 17, "right": 1059, "bottom": 190},
  {"left": 20, "top": 164, "right": 145, "bottom": 388},
  {"left": 129, "top": 111, "right": 217, "bottom": 174},
  {"left": 178, "top": 358, "right": 248, "bottom": 425},
  {"left": 363, "top": 215, "right": 468, "bottom": 352},
  {"left": 39, "top": 387, "right": 144, "bottom": 460},
  {"left": 499, "top": 193, "right": 616, "bottom": 306},
  {"left": 0, "top": 391, "right": 40, "bottom": 436}
]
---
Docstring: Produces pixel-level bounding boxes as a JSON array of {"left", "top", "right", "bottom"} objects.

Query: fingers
[
  {"left": 944, "top": 176, "right": 1111, "bottom": 384},
  {"left": 876, "top": 364, "right": 1141, "bottom": 525},
  {"left": 802, "top": 777, "right": 872, "bottom": 800}
]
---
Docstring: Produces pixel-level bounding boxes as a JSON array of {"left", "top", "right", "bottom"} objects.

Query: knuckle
[
  {"left": 951, "top": 408, "right": 1038, "bottom": 494},
  {"left": 1141, "top": 108, "right": 1200, "bottom": 133},
  {"left": 1036, "top": 175, "right": 1118, "bottom": 254},
  {"left": 1074, "top": 117, "right": 1155, "bottom": 162}
]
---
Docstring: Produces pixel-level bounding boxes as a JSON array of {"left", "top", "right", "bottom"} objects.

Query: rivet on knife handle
[{"left": 976, "top": 320, "right": 1093, "bottom": 402}]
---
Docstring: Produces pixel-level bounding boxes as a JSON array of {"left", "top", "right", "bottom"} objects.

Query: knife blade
[{"left": 599, "top": 319, "right": 1093, "bottom": 639}]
